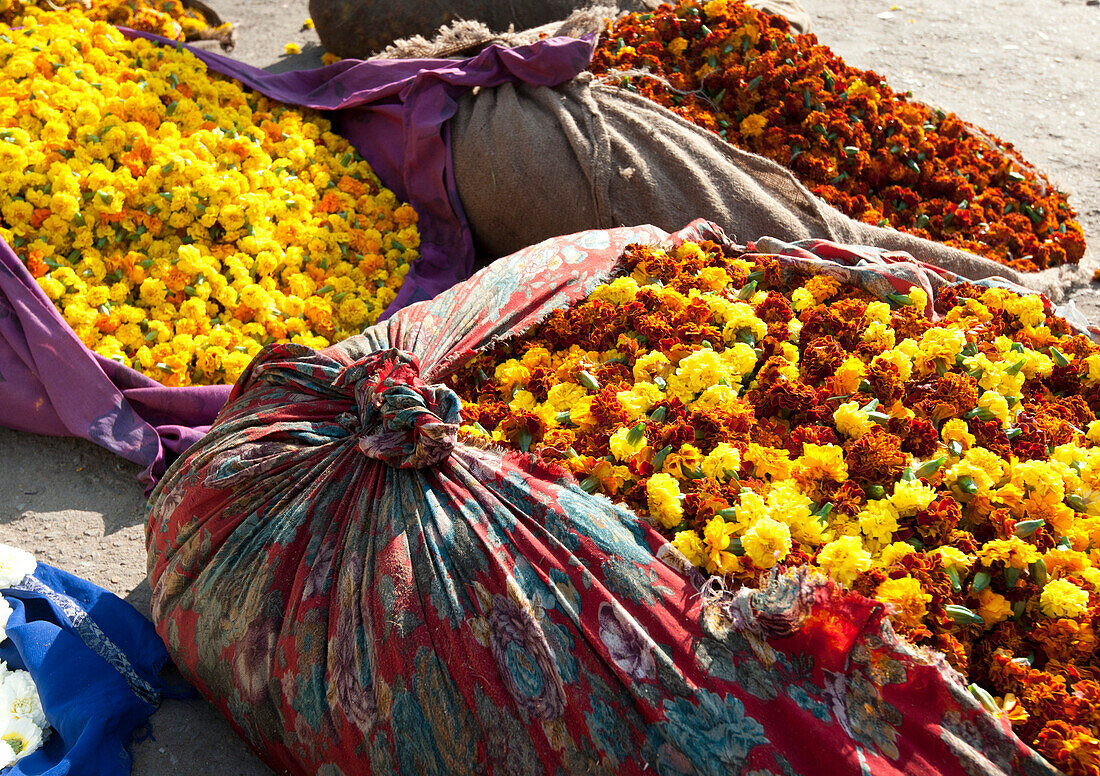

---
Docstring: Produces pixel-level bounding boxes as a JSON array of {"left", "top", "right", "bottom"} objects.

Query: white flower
[
  {"left": 0, "top": 715, "right": 44, "bottom": 760},
  {"left": 0, "top": 738, "right": 15, "bottom": 769},
  {"left": 0, "top": 546, "right": 34, "bottom": 590},
  {"left": 0, "top": 598, "right": 11, "bottom": 644},
  {"left": 0, "top": 661, "right": 10, "bottom": 687},
  {"left": 0, "top": 671, "right": 46, "bottom": 729}
]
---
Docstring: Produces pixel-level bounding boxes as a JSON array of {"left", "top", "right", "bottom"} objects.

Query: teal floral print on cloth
[{"left": 147, "top": 220, "right": 1059, "bottom": 776}]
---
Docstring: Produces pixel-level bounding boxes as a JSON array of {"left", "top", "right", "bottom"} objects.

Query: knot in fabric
[{"left": 333, "top": 349, "right": 461, "bottom": 469}]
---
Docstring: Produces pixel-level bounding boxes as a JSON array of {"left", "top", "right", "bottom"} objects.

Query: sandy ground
[{"left": 0, "top": 0, "right": 1096, "bottom": 773}]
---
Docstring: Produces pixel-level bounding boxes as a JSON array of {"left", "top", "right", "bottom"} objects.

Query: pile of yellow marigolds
[
  {"left": 592, "top": 0, "right": 1086, "bottom": 272},
  {"left": 0, "top": 0, "right": 232, "bottom": 46},
  {"left": 0, "top": 11, "right": 419, "bottom": 386},
  {"left": 453, "top": 239, "right": 1100, "bottom": 775}
]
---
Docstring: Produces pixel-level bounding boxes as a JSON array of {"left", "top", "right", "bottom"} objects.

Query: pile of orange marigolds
[
  {"left": 591, "top": 0, "right": 1086, "bottom": 272},
  {"left": 453, "top": 238, "right": 1100, "bottom": 775}
]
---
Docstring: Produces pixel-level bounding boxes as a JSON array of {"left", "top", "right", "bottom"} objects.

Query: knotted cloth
[{"left": 334, "top": 350, "right": 460, "bottom": 469}]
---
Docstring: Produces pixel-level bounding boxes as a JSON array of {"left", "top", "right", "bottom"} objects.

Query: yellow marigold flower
[
  {"left": 734, "top": 490, "right": 768, "bottom": 530},
  {"left": 520, "top": 346, "right": 552, "bottom": 370},
  {"left": 930, "top": 546, "right": 974, "bottom": 573},
  {"left": 37, "top": 277, "right": 64, "bottom": 300},
  {"left": 547, "top": 382, "right": 587, "bottom": 412},
  {"left": 864, "top": 300, "right": 892, "bottom": 325},
  {"left": 946, "top": 448, "right": 1003, "bottom": 495},
  {"left": 857, "top": 499, "right": 900, "bottom": 545},
  {"left": 493, "top": 360, "right": 530, "bottom": 393},
  {"left": 1082, "top": 567, "right": 1100, "bottom": 591},
  {"left": 791, "top": 286, "right": 814, "bottom": 313},
  {"left": 633, "top": 351, "right": 672, "bottom": 383},
  {"left": 1003, "top": 292, "right": 1046, "bottom": 328},
  {"left": 1039, "top": 578, "right": 1090, "bottom": 619},
  {"left": 878, "top": 541, "right": 916, "bottom": 567},
  {"left": 976, "top": 589, "right": 1013, "bottom": 626},
  {"left": 846, "top": 78, "right": 882, "bottom": 104},
  {"left": 817, "top": 535, "right": 872, "bottom": 586},
  {"left": 977, "top": 390, "right": 1011, "bottom": 427},
  {"left": 703, "top": 516, "right": 737, "bottom": 566},
  {"left": 719, "top": 304, "right": 767, "bottom": 343},
  {"left": 672, "top": 530, "right": 706, "bottom": 568},
  {"left": 702, "top": 0, "right": 729, "bottom": 18},
  {"left": 794, "top": 443, "right": 848, "bottom": 484},
  {"left": 979, "top": 536, "right": 1041, "bottom": 569},
  {"left": 509, "top": 390, "right": 537, "bottom": 412},
  {"left": 861, "top": 321, "right": 895, "bottom": 350},
  {"left": 804, "top": 274, "right": 841, "bottom": 303},
  {"left": 766, "top": 480, "right": 820, "bottom": 544},
  {"left": 721, "top": 343, "right": 758, "bottom": 378},
  {"left": 1087, "top": 421, "right": 1100, "bottom": 447},
  {"left": 832, "top": 356, "right": 866, "bottom": 395},
  {"left": 668, "top": 348, "right": 731, "bottom": 403},
  {"left": 890, "top": 478, "right": 935, "bottom": 516},
  {"left": 744, "top": 443, "right": 792, "bottom": 481},
  {"left": 697, "top": 266, "right": 731, "bottom": 291},
  {"left": 701, "top": 443, "right": 741, "bottom": 481},
  {"left": 570, "top": 396, "right": 598, "bottom": 429},
  {"left": 284, "top": 42, "right": 302, "bottom": 55},
  {"left": 693, "top": 383, "right": 739, "bottom": 410},
  {"left": 915, "top": 327, "right": 967, "bottom": 375},
  {"left": 618, "top": 382, "right": 662, "bottom": 418},
  {"left": 833, "top": 401, "right": 874, "bottom": 439},
  {"left": 940, "top": 419, "right": 975, "bottom": 452},
  {"left": 1013, "top": 459, "right": 1065, "bottom": 509},
  {"left": 875, "top": 576, "right": 931, "bottom": 629},
  {"left": 646, "top": 473, "right": 684, "bottom": 529},
  {"left": 739, "top": 113, "right": 768, "bottom": 139},
  {"left": 590, "top": 276, "right": 639, "bottom": 305},
  {"left": 609, "top": 425, "right": 646, "bottom": 462},
  {"left": 667, "top": 36, "right": 689, "bottom": 55},
  {"left": 741, "top": 516, "right": 791, "bottom": 569},
  {"left": 303, "top": 18, "right": 315, "bottom": 29}
]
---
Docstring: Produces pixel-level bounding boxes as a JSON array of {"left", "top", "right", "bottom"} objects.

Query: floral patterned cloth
[{"left": 146, "top": 220, "right": 1058, "bottom": 776}]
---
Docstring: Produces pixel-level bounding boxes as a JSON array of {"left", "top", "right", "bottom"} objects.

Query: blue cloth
[{"left": 0, "top": 564, "right": 168, "bottom": 776}]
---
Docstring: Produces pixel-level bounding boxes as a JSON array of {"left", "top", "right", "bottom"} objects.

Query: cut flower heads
[
  {"left": 0, "top": 12, "right": 419, "bottom": 386},
  {"left": 592, "top": 0, "right": 1086, "bottom": 272},
  {"left": 452, "top": 238, "right": 1100, "bottom": 775}
]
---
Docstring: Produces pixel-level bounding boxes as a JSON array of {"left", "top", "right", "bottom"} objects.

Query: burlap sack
[{"left": 451, "top": 74, "right": 1039, "bottom": 291}]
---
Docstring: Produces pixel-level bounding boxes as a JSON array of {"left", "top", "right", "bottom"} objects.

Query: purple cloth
[{"left": 0, "top": 33, "right": 593, "bottom": 489}]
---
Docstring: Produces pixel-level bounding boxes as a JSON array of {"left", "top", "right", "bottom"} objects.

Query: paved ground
[{"left": 0, "top": 0, "right": 1096, "bottom": 774}]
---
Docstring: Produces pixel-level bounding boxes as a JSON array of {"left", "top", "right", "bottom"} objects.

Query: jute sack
[{"left": 451, "top": 74, "right": 1032, "bottom": 289}]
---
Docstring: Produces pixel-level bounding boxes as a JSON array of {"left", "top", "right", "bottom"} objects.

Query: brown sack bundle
[{"left": 450, "top": 75, "right": 1030, "bottom": 289}]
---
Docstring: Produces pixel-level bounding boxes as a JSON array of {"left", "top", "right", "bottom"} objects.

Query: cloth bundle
[{"left": 146, "top": 220, "right": 1055, "bottom": 776}]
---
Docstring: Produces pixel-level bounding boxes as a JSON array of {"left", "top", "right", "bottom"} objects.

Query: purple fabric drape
[{"left": 0, "top": 32, "right": 593, "bottom": 489}]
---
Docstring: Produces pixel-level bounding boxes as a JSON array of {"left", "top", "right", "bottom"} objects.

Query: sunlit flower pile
[
  {"left": 0, "top": 544, "right": 49, "bottom": 769},
  {"left": 0, "top": 12, "right": 420, "bottom": 386},
  {"left": 0, "top": 0, "right": 232, "bottom": 45},
  {"left": 451, "top": 239, "right": 1100, "bottom": 774},
  {"left": 590, "top": 0, "right": 1086, "bottom": 272}
]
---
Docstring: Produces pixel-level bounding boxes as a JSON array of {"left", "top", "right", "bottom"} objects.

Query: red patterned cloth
[{"left": 146, "top": 221, "right": 1057, "bottom": 775}]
